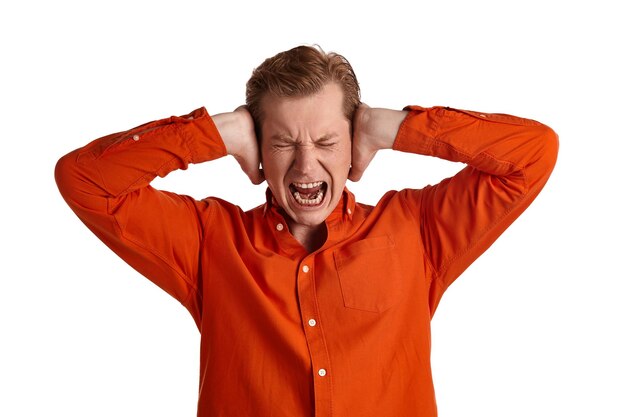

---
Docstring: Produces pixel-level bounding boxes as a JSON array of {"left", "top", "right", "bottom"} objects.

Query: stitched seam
[
  {"left": 309, "top": 266, "right": 334, "bottom": 416},
  {"left": 436, "top": 180, "right": 530, "bottom": 279},
  {"left": 409, "top": 164, "right": 529, "bottom": 284},
  {"left": 104, "top": 186, "right": 199, "bottom": 294},
  {"left": 430, "top": 139, "right": 529, "bottom": 279},
  {"left": 181, "top": 283, "right": 198, "bottom": 309},
  {"left": 403, "top": 191, "right": 440, "bottom": 285},
  {"left": 113, "top": 124, "right": 192, "bottom": 196},
  {"left": 395, "top": 107, "right": 441, "bottom": 150},
  {"left": 118, "top": 228, "right": 199, "bottom": 293},
  {"left": 423, "top": 135, "right": 529, "bottom": 280},
  {"left": 426, "top": 135, "right": 525, "bottom": 174},
  {"left": 418, "top": 110, "right": 442, "bottom": 283},
  {"left": 97, "top": 133, "right": 200, "bottom": 296},
  {"left": 106, "top": 166, "right": 199, "bottom": 293},
  {"left": 197, "top": 198, "right": 218, "bottom": 301}
]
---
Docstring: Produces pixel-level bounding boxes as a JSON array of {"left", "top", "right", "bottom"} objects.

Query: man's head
[
  {"left": 246, "top": 45, "right": 361, "bottom": 137},
  {"left": 245, "top": 45, "right": 361, "bottom": 230}
]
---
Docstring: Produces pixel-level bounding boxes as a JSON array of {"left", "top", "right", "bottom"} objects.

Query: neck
[{"left": 288, "top": 221, "right": 327, "bottom": 253}]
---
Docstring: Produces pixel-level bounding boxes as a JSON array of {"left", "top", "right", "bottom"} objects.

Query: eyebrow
[
  {"left": 315, "top": 133, "right": 339, "bottom": 143},
  {"left": 269, "top": 133, "right": 339, "bottom": 143},
  {"left": 269, "top": 134, "right": 296, "bottom": 143}
]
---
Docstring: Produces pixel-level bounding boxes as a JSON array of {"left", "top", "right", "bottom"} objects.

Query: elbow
[
  {"left": 55, "top": 150, "right": 90, "bottom": 208},
  {"left": 55, "top": 148, "right": 108, "bottom": 217},
  {"left": 55, "top": 152, "right": 76, "bottom": 203},
  {"left": 525, "top": 123, "right": 559, "bottom": 191},
  {"left": 541, "top": 124, "right": 559, "bottom": 171}
]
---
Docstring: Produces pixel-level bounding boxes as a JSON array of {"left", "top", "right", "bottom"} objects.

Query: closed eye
[
  {"left": 272, "top": 142, "right": 296, "bottom": 150},
  {"left": 316, "top": 134, "right": 339, "bottom": 148}
]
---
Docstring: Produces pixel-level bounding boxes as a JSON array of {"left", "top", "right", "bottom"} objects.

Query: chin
[{"left": 290, "top": 211, "right": 330, "bottom": 228}]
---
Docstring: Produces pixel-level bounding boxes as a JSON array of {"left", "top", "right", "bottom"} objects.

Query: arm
[
  {"left": 348, "top": 104, "right": 407, "bottom": 181},
  {"left": 352, "top": 104, "right": 559, "bottom": 311},
  {"left": 55, "top": 107, "right": 261, "bottom": 326}
]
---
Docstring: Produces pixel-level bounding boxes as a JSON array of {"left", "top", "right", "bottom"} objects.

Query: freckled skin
[{"left": 260, "top": 83, "right": 352, "bottom": 242}]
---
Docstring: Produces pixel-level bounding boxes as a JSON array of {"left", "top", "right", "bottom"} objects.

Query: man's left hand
[{"left": 349, "top": 104, "right": 408, "bottom": 182}]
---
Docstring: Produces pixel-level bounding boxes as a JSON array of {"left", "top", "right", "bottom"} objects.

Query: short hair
[{"left": 245, "top": 45, "right": 361, "bottom": 137}]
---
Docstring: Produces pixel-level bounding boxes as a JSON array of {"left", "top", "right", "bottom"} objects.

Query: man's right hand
[{"left": 212, "top": 106, "right": 265, "bottom": 185}]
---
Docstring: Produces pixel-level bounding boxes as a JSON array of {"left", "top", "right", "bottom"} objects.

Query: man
[{"left": 56, "top": 45, "right": 558, "bottom": 416}]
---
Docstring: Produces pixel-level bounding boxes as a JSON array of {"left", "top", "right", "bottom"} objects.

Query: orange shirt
[{"left": 55, "top": 105, "right": 558, "bottom": 417}]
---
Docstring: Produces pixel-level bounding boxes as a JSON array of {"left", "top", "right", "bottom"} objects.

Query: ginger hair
[{"left": 245, "top": 45, "right": 361, "bottom": 138}]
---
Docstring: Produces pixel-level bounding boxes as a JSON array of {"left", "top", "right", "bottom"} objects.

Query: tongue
[{"left": 294, "top": 184, "right": 322, "bottom": 197}]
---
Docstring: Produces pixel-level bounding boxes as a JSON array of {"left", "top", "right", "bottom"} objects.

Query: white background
[{"left": 1, "top": 0, "right": 624, "bottom": 416}]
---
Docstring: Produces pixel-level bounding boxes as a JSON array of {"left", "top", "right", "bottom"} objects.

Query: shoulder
[{"left": 354, "top": 188, "right": 426, "bottom": 224}]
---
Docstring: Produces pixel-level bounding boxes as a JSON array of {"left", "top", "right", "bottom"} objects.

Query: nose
[{"left": 293, "top": 145, "right": 317, "bottom": 174}]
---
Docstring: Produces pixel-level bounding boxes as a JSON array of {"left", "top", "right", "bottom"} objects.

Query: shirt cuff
[
  {"left": 180, "top": 107, "right": 228, "bottom": 164},
  {"left": 392, "top": 105, "right": 442, "bottom": 156}
]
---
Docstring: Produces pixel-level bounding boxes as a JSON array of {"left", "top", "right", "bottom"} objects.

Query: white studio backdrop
[{"left": 1, "top": 0, "right": 624, "bottom": 416}]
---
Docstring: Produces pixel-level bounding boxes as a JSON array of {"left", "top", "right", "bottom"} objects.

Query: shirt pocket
[{"left": 333, "top": 235, "right": 402, "bottom": 313}]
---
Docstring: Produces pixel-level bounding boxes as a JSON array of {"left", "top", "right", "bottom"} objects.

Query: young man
[{"left": 56, "top": 45, "right": 558, "bottom": 416}]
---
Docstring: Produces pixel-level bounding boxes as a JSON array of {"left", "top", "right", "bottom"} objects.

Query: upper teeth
[{"left": 293, "top": 181, "right": 323, "bottom": 189}]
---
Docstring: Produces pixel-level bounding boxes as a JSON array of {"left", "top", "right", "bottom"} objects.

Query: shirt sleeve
[
  {"left": 393, "top": 105, "right": 559, "bottom": 312},
  {"left": 55, "top": 107, "right": 227, "bottom": 326}
]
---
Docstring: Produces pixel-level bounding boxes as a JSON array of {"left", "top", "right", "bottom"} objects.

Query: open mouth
[{"left": 289, "top": 181, "right": 328, "bottom": 206}]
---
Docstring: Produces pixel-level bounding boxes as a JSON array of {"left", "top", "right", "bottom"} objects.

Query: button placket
[{"left": 295, "top": 257, "right": 332, "bottom": 416}]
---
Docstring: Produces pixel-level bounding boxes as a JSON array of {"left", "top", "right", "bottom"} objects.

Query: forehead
[{"left": 260, "top": 83, "right": 348, "bottom": 137}]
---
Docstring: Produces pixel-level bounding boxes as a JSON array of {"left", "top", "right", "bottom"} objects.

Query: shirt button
[
  {"left": 318, "top": 369, "right": 327, "bottom": 377},
  {"left": 302, "top": 265, "right": 310, "bottom": 273},
  {"left": 276, "top": 223, "right": 284, "bottom": 231},
  {"left": 132, "top": 134, "right": 140, "bottom": 141},
  {"left": 347, "top": 208, "right": 352, "bottom": 215},
  {"left": 308, "top": 319, "right": 317, "bottom": 327},
  {"left": 479, "top": 114, "right": 487, "bottom": 118}
]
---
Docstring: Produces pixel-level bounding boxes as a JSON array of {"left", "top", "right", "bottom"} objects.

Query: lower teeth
[{"left": 294, "top": 190, "right": 323, "bottom": 205}]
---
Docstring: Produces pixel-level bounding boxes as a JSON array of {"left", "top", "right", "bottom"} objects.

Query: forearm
[
  {"left": 210, "top": 107, "right": 264, "bottom": 184},
  {"left": 349, "top": 106, "right": 408, "bottom": 181},
  {"left": 392, "top": 105, "right": 558, "bottom": 304},
  {"left": 212, "top": 110, "right": 251, "bottom": 155},
  {"left": 55, "top": 107, "right": 227, "bottom": 208},
  {"left": 357, "top": 107, "right": 408, "bottom": 150},
  {"left": 393, "top": 106, "right": 559, "bottom": 188},
  {"left": 54, "top": 107, "right": 228, "bottom": 318}
]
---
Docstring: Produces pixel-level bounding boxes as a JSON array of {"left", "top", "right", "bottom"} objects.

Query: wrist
[
  {"left": 364, "top": 108, "right": 408, "bottom": 150},
  {"left": 212, "top": 110, "right": 252, "bottom": 156}
]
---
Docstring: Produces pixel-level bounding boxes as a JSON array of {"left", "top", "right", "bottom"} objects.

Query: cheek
[
  {"left": 327, "top": 155, "right": 351, "bottom": 191},
  {"left": 262, "top": 155, "right": 289, "bottom": 186},
  {"left": 335, "top": 145, "right": 352, "bottom": 174}
]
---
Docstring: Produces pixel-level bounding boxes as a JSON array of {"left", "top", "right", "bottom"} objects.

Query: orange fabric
[{"left": 55, "top": 106, "right": 558, "bottom": 417}]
